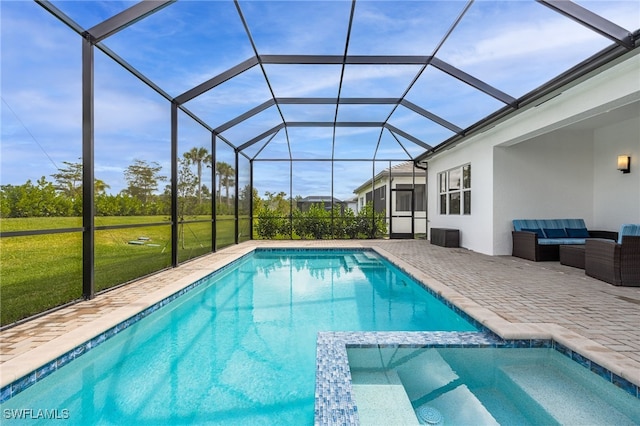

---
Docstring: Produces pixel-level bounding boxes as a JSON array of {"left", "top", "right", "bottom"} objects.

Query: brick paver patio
[{"left": 2, "top": 240, "right": 639, "bottom": 389}]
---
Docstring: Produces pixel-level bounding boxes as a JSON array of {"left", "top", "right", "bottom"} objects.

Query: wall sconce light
[{"left": 617, "top": 155, "right": 631, "bottom": 174}]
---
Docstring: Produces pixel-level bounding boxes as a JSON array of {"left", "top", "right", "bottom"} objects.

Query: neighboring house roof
[
  {"left": 352, "top": 161, "right": 426, "bottom": 194},
  {"left": 298, "top": 195, "right": 344, "bottom": 203}
]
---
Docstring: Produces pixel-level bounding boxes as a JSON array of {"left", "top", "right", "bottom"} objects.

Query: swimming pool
[{"left": 0, "top": 249, "right": 476, "bottom": 424}]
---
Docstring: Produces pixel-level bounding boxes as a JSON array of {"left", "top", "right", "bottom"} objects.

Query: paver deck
[{"left": 2, "top": 240, "right": 639, "bottom": 390}]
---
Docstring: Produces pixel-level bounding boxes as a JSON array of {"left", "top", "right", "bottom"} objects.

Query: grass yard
[{"left": 0, "top": 216, "right": 236, "bottom": 326}]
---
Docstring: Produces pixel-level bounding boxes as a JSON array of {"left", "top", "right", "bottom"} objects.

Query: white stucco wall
[
  {"left": 426, "top": 51, "right": 640, "bottom": 255},
  {"left": 493, "top": 131, "right": 594, "bottom": 255},
  {"left": 593, "top": 115, "right": 640, "bottom": 229},
  {"left": 426, "top": 138, "right": 495, "bottom": 254}
]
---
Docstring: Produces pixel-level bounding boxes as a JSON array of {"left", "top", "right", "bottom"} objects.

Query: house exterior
[
  {"left": 416, "top": 51, "right": 640, "bottom": 255},
  {"left": 296, "top": 195, "right": 346, "bottom": 213},
  {"left": 353, "top": 162, "right": 427, "bottom": 238}
]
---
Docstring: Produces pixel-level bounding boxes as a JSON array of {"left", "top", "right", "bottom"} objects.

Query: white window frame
[{"left": 438, "top": 164, "right": 471, "bottom": 215}]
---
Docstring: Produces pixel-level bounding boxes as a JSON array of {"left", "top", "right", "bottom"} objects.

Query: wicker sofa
[
  {"left": 512, "top": 219, "right": 617, "bottom": 262},
  {"left": 585, "top": 224, "right": 640, "bottom": 287}
]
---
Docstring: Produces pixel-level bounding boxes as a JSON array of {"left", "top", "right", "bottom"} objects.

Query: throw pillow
[
  {"left": 544, "top": 228, "right": 567, "bottom": 238},
  {"left": 565, "top": 228, "right": 590, "bottom": 238},
  {"left": 522, "top": 228, "right": 545, "bottom": 238}
]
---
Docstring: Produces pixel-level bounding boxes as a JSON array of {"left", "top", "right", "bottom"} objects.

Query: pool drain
[{"left": 416, "top": 405, "right": 443, "bottom": 425}]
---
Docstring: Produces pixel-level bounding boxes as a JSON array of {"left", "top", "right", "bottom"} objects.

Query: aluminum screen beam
[
  {"left": 251, "top": 128, "right": 281, "bottom": 161},
  {"left": 253, "top": 158, "right": 411, "bottom": 162},
  {"left": 387, "top": 129, "right": 414, "bottom": 160},
  {"left": 234, "top": 0, "right": 290, "bottom": 152},
  {"left": 237, "top": 123, "right": 285, "bottom": 152},
  {"left": 347, "top": 55, "right": 431, "bottom": 65},
  {"left": 174, "top": 57, "right": 259, "bottom": 105},
  {"left": 286, "top": 122, "right": 385, "bottom": 127},
  {"left": 400, "top": 100, "right": 463, "bottom": 134},
  {"left": 260, "top": 55, "right": 432, "bottom": 65},
  {"left": 385, "top": 124, "right": 432, "bottom": 150},
  {"left": 214, "top": 99, "right": 276, "bottom": 134},
  {"left": 212, "top": 98, "right": 409, "bottom": 141},
  {"left": 170, "top": 102, "right": 178, "bottom": 267},
  {"left": 36, "top": 1, "right": 85, "bottom": 34},
  {"left": 82, "top": 37, "right": 95, "bottom": 300},
  {"left": 96, "top": 44, "right": 173, "bottom": 101},
  {"left": 277, "top": 97, "right": 400, "bottom": 104},
  {"left": 430, "top": 57, "right": 517, "bottom": 107},
  {"left": 260, "top": 55, "right": 343, "bottom": 64},
  {"left": 87, "top": 1, "right": 174, "bottom": 43},
  {"left": 538, "top": 0, "right": 634, "bottom": 49}
]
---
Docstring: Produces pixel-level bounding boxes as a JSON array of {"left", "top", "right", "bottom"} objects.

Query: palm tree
[
  {"left": 183, "top": 147, "right": 211, "bottom": 204},
  {"left": 94, "top": 179, "right": 110, "bottom": 195},
  {"left": 215, "top": 161, "right": 234, "bottom": 208}
]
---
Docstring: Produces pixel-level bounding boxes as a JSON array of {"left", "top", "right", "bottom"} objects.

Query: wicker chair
[{"left": 585, "top": 235, "right": 640, "bottom": 287}]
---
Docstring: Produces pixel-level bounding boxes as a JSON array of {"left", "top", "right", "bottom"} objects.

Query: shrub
[{"left": 256, "top": 207, "right": 284, "bottom": 239}]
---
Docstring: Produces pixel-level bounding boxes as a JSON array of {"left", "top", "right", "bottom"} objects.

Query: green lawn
[{"left": 0, "top": 216, "right": 236, "bottom": 325}]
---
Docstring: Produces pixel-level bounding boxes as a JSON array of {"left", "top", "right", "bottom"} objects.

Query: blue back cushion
[
  {"left": 544, "top": 228, "right": 568, "bottom": 238},
  {"left": 566, "top": 228, "right": 590, "bottom": 238},
  {"left": 513, "top": 219, "right": 587, "bottom": 230},
  {"left": 513, "top": 220, "right": 541, "bottom": 231},
  {"left": 618, "top": 224, "right": 640, "bottom": 244},
  {"left": 559, "top": 219, "right": 587, "bottom": 229}
]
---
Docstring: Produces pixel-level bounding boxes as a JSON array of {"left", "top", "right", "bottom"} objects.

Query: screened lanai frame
[{"left": 1, "top": 0, "right": 638, "bottom": 314}]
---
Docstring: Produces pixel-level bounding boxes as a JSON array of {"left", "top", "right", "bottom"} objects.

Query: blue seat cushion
[
  {"left": 544, "top": 228, "right": 568, "bottom": 238},
  {"left": 539, "top": 238, "right": 586, "bottom": 245},
  {"left": 566, "top": 227, "right": 590, "bottom": 238}
]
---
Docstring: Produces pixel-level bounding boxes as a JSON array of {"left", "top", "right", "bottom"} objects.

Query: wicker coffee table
[{"left": 559, "top": 244, "right": 586, "bottom": 269}]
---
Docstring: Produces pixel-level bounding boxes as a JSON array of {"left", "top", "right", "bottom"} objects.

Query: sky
[{"left": 1, "top": 0, "right": 638, "bottom": 200}]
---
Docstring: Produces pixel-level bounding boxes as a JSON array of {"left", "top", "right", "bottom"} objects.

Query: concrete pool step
[
  {"left": 351, "top": 252, "right": 383, "bottom": 267},
  {"left": 497, "top": 364, "right": 639, "bottom": 425},
  {"left": 350, "top": 370, "right": 419, "bottom": 425}
]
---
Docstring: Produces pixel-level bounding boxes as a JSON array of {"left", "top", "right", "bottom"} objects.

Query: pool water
[
  {"left": 2, "top": 249, "right": 476, "bottom": 425},
  {"left": 348, "top": 347, "right": 640, "bottom": 425}
]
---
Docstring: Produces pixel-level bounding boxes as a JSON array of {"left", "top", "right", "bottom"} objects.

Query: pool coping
[{"left": 1, "top": 243, "right": 638, "bottom": 409}]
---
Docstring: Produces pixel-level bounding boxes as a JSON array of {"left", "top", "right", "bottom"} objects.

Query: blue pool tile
[
  {"left": 612, "top": 373, "right": 637, "bottom": 396},
  {"left": 0, "top": 385, "right": 12, "bottom": 403},
  {"left": 531, "top": 339, "right": 552, "bottom": 348},
  {"left": 35, "top": 360, "right": 57, "bottom": 380},
  {"left": 56, "top": 350, "right": 74, "bottom": 368},
  {"left": 590, "top": 361, "right": 612, "bottom": 382},
  {"left": 571, "top": 351, "right": 590, "bottom": 369},
  {"left": 554, "top": 342, "right": 572, "bottom": 357},
  {"left": 11, "top": 373, "right": 36, "bottom": 395}
]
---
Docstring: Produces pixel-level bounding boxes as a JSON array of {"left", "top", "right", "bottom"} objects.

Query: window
[
  {"left": 364, "top": 185, "right": 387, "bottom": 213},
  {"left": 438, "top": 164, "right": 471, "bottom": 215},
  {"left": 395, "top": 184, "right": 426, "bottom": 212}
]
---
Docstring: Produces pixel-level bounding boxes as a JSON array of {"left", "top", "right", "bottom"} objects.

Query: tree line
[
  {"left": 254, "top": 191, "right": 387, "bottom": 239},
  {"left": 1, "top": 147, "right": 388, "bottom": 240},
  {"left": 0, "top": 147, "right": 237, "bottom": 218}
]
